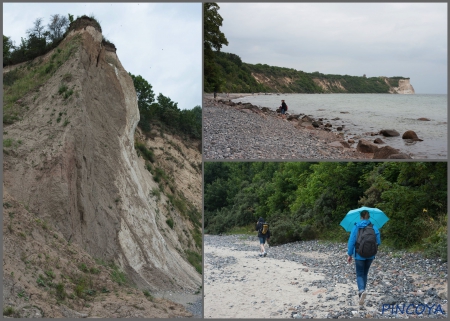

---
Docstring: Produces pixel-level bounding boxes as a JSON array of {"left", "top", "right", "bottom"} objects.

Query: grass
[
  {"left": 185, "top": 250, "right": 202, "bottom": 274},
  {"left": 3, "top": 34, "right": 81, "bottom": 124},
  {"left": 109, "top": 263, "right": 127, "bottom": 285},
  {"left": 225, "top": 224, "right": 256, "bottom": 235},
  {"left": 135, "top": 141, "right": 155, "bottom": 163},
  {"left": 3, "top": 306, "right": 15, "bottom": 316},
  {"left": 143, "top": 290, "right": 154, "bottom": 301},
  {"left": 3, "top": 138, "right": 13, "bottom": 147}
]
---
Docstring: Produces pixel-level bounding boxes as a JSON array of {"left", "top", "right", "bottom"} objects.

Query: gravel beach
[
  {"left": 203, "top": 95, "right": 372, "bottom": 160},
  {"left": 204, "top": 234, "right": 447, "bottom": 319}
]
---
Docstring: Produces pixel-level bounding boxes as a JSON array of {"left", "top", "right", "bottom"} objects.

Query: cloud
[
  {"left": 3, "top": 3, "right": 201, "bottom": 108},
  {"left": 218, "top": 3, "right": 447, "bottom": 94}
]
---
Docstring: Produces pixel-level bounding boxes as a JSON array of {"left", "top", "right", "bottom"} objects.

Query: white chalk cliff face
[
  {"left": 2, "top": 23, "right": 200, "bottom": 292},
  {"left": 389, "top": 78, "right": 415, "bottom": 94}
]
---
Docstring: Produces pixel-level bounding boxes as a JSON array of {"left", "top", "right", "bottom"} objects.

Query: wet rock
[
  {"left": 380, "top": 129, "right": 400, "bottom": 137},
  {"left": 373, "top": 146, "right": 400, "bottom": 159},
  {"left": 374, "top": 138, "right": 385, "bottom": 144},
  {"left": 357, "top": 139, "right": 379, "bottom": 153},
  {"left": 402, "top": 130, "right": 423, "bottom": 141}
]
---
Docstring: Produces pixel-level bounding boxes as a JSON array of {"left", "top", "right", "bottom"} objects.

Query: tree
[
  {"left": 129, "top": 73, "right": 155, "bottom": 113},
  {"left": 204, "top": 3, "right": 228, "bottom": 92},
  {"left": 26, "top": 17, "right": 46, "bottom": 39},
  {"left": 47, "top": 14, "right": 69, "bottom": 42},
  {"left": 3, "top": 35, "right": 14, "bottom": 63}
]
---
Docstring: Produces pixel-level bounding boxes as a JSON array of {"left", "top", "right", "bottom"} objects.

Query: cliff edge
[{"left": 3, "top": 17, "right": 201, "bottom": 317}]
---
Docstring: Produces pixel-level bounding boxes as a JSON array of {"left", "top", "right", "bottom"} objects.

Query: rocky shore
[
  {"left": 203, "top": 94, "right": 414, "bottom": 160},
  {"left": 204, "top": 234, "right": 447, "bottom": 319}
]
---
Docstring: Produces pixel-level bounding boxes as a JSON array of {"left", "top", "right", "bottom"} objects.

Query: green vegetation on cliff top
[{"left": 209, "top": 51, "right": 409, "bottom": 94}]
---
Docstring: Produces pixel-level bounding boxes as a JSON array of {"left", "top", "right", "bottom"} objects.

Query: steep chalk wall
[{"left": 3, "top": 26, "right": 200, "bottom": 292}]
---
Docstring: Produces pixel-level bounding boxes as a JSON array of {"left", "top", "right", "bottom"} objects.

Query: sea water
[{"left": 233, "top": 94, "right": 447, "bottom": 159}]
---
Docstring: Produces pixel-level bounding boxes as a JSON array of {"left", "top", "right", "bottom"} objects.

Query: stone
[
  {"left": 402, "top": 130, "right": 423, "bottom": 141},
  {"left": 380, "top": 129, "right": 400, "bottom": 137},
  {"left": 417, "top": 117, "right": 430, "bottom": 121},
  {"left": 373, "top": 138, "right": 385, "bottom": 144},
  {"left": 357, "top": 139, "right": 379, "bottom": 153},
  {"left": 373, "top": 146, "right": 399, "bottom": 159},
  {"left": 387, "top": 153, "right": 412, "bottom": 159}
]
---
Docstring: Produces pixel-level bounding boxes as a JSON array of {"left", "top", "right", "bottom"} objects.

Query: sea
[{"left": 232, "top": 93, "right": 447, "bottom": 159}]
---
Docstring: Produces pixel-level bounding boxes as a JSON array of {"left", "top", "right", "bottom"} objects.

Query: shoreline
[{"left": 203, "top": 96, "right": 413, "bottom": 160}]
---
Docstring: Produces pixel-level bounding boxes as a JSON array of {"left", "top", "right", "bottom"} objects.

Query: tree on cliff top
[{"left": 204, "top": 2, "right": 228, "bottom": 92}]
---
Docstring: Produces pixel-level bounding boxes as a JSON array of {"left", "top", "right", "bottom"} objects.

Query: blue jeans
[
  {"left": 355, "top": 259, "right": 373, "bottom": 292},
  {"left": 259, "top": 236, "right": 266, "bottom": 244}
]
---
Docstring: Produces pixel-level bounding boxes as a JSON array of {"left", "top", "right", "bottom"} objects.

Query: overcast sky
[
  {"left": 218, "top": 3, "right": 447, "bottom": 94},
  {"left": 3, "top": 2, "right": 201, "bottom": 109}
]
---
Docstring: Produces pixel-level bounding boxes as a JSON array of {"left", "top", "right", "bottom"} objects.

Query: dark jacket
[
  {"left": 256, "top": 221, "right": 271, "bottom": 238},
  {"left": 281, "top": 102, "right": 287, "bottom": 111}
]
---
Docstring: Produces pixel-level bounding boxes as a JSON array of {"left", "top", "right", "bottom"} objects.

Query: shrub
[
  {"left": 166, "top": 218, "right": 174, "bottom": 229},
  {"left": 185, "top": 250, "right": 202, "bottom": 274},
  {"left": 109, "top": 264, "right": 127, "bottom": 285},
  {"left": 55, "top": 282, "right": 66, "bottom": 300}
]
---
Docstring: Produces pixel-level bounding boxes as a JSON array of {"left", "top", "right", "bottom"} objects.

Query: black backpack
[{"left": 356, "top": 223, "right": 377, "bottom": 257}]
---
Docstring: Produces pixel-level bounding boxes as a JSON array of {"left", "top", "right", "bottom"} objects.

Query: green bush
[
  {"left": 185, "top": 250, "right": 202, "bottom": 274},
  {"left": 135, "top": 142, "right": 155, "bottom": 163},
  {"left": 166, "top": 218, "right": 174, "bottom": 229}
]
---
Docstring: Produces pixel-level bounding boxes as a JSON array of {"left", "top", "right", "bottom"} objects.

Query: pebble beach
[
  {"left": 203, "top": 94, "right": 371, "bottom": 160},
  {"left": 204, "top": 234, "right": 448, "bottom": 319}
]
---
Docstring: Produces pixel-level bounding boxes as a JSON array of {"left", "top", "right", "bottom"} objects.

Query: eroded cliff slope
[{"left": 3, "top": 17, "right": 201, "bottom": 317}]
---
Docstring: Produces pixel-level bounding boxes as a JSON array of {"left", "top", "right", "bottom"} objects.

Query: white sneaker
[
  {"left": 359, "top": 291, "right": 366, "bottom": 305},
  {"left": 263, "top": 252, "right": 267, "bottom": 257},
  {"left": 259, "top": 253, "right": 262, "bottom": 257}
]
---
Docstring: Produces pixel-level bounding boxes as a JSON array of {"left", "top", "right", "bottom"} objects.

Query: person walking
[
  {"left": 347, "top": 210, "right": 380, "bottom": 305},
  {"left": 256, "top": 217, "right": 271, "bottom": 257}
]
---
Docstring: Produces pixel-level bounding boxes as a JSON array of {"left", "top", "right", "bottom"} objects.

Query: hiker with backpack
[
  {"left": 347, "top": 210, "right": 381, "bottom": 305},
  {"left": 256, "top": 217, "right": 271, "bottom": 257}
]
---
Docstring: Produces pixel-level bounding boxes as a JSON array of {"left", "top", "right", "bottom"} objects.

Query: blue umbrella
[{"left": 340, "top": 206, "right": 389, "bottom": 232}]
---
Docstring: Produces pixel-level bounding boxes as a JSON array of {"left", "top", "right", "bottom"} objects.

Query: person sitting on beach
[
  {"left": 256, "top": 217, "right": 271, "bottom": 257},
  {"left": 280, "top": 100, "right": 288, "bottom": 119}
]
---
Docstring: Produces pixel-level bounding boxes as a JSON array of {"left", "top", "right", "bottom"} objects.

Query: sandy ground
[{"left": 204, "top": 240, "right": 354, "bottom": 318}]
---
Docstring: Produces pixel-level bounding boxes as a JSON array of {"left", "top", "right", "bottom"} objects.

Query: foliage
[
  {"left": 185, "top": 250, "right": 202, "bottom": 274},
  {"left": 3, "top": 35, "right": 80, "bottom": 124},
  {"left": 204, "top": 2, "right": 229, "bottom": 92},
  {"left": 129, "top": 73, "right": 201, "bottom": 139},
  {"left": 204, "top": 162, "right": 447, "bottom": 259},
  {"left": 208, "top": 52, "right": 408, "bottom": 93}
]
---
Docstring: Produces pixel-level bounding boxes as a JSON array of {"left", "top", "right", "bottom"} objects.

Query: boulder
[
  {"left": 312, "top": 121, "right": 320, "bottom": 128},
  {"left": 402, "top": 130, "right": 423, "bottom": 141},
  {"left": 336, "top": 126, "right": 343, "bottom": 131},
  {"left": 373, "top": 146, "right": 400, "bottom": 159},
  {"left": 380, "top": 129, "right": 400, "bottom": 137},
  {"left": 357, "top": 139, "right": 379, "bottom": 153},
  {"left": 287, "top": 114, "right": 299, "bottom": 121},
  {"left": 348, "top": 139, "right": 355, "bottom": 144},
  {"left": 325, "top": 123, "right": 332, "bottom": 128},
  {"left": 417, "top": 117, "right": 430, "bottom": 121},
  {"left": 340, "top": 141, "right": 351, "bottom": 148},
  {"left": 261, "top": 107, "right": 270, "bottom": 112},
  {"left": 388, "top": 153, "right": 412, "bottom": 159},
  {"left": 374, "top": 138, "right": 385, "bottom": 144},
  {"left": 301, "top": 115, "right": 314, "bottom": 122}
]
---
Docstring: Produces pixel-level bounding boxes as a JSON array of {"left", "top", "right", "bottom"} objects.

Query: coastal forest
[
  {"left": 203, "top": 3, "right": 408, "bottom": 94},
  {"left": 204, "top": 162, "right": 447, "bottom": 261}
]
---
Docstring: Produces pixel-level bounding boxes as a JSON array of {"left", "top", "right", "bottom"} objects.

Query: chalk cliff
[{"left": 3, "top": 17, "right": 201, "bottom": 317}]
